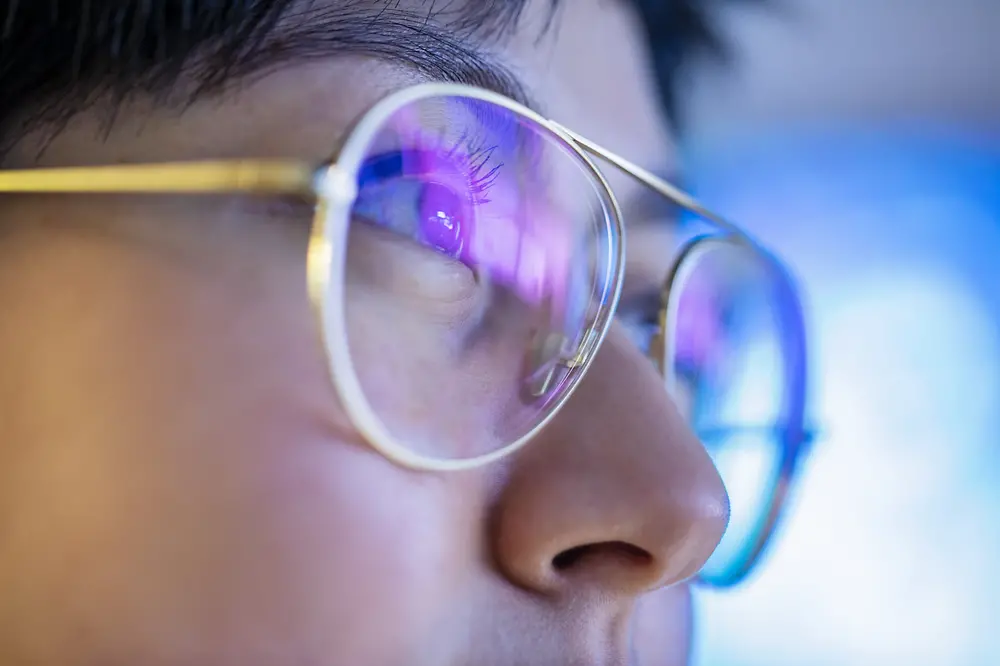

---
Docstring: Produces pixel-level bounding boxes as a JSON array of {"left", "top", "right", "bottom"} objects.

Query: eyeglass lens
[
  {"left": 326, "top": 91, "right": 796, "bottom": 579},
  {"left": 666, "top": 238, "right": 792, "bottom": 583},
  {"left": 337, "top": 94, "right": 617, "bottom": 461}
]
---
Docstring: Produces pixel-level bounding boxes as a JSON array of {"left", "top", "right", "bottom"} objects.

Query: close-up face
[{"left": 0, "top": 1, "right": 809, "bottom": 664}]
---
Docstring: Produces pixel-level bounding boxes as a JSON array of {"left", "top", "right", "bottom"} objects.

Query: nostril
[{"left": 552, "top": 541, "right": 653, "bottom": 571}]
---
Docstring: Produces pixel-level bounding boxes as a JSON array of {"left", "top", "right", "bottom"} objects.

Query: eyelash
[{"left": 412, "top": 128, "right": 504, "bottom": 204}]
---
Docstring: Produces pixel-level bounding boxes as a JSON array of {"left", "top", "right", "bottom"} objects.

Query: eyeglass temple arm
[
  {"left": 0, "top": 160, "right": 317, "bottom": 195},
  {"left": 551, "top": 123, "right": 743, "bottom": 237}
]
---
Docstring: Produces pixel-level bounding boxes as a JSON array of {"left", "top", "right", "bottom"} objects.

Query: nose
[{"left": 490, "top": 323, "right": 729, "bottom": 598}]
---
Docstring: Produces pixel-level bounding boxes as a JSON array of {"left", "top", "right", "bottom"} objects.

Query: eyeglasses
[
  {"left": 665, "top": 235, "right": 812, "bottom": 586},
  {"left": 0, "top": 82, "right": 808, "bottom": 586}
]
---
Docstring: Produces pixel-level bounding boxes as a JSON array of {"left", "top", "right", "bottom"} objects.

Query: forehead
[
  {"left": 507, "top": 0, "right": 675, "bottom": 176},
  {"left": 508, "top": 0, "right": 679, "bottom": 266}
]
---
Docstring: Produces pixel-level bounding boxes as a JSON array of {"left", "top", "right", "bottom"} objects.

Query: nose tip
[
  {"left": 550, "top": 473, "right": 729, "bottom": 596},
  {"left": 494, "top": 449, "right": 729, "bottom": 598},
  {"left": 491, "top": 325, "right": 730, "bottom": 598}
]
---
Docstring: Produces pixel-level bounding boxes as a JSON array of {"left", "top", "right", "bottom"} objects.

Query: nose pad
[
  {"left": 643, "top": 268, "right": 679, "bottom": 388},
  {"left": 523, "top": 330, "right": 571, "bottom": 399},
  {"left": 522, "top": 326, "right": 601, "bottom": 400},
  {"left": 648, "top": 327, "right": 667, "bottom": 377},
  {"left": 520, "top": 247, "right": 607, "bottom": 400},
  {"left": 521, "top": 284, "right": 588, "bottom": 399}
]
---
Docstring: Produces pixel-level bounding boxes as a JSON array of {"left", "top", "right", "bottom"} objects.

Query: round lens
[
  {"left": 335, "top": 92, "right": 618, "bottom": 463},
  {"left": 699, "top": 427, "right": 783, "bottom": 583},
  {"left": 665, "top": 237, "right": 791, "bottom": 583}
]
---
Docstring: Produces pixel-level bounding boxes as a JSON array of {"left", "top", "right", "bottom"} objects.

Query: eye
[
  {"left": 617, "top": 289, "right": 662, "bottom": 355},
  {"left": 416, "top": 181, "right": 469, "bottom": 259},
  {"left": 352, "top": 150, "right": 483, "bottom": 266}
]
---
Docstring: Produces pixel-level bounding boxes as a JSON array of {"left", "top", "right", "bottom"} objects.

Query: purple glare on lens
[
  {"left": 418, "top": 183, "right": 466, "bottom": 258},
  {"left": 422, "top": 210, "right": 463, "bottom": 256},
  {"left": 463, "top": 198, "right": 574, "bottom": 309},
  {"left": 384, "top": 99, "right": 581, "bottom": 317},
  {"left": 676, "top": 277, "right": 723, "bottom": 367}
]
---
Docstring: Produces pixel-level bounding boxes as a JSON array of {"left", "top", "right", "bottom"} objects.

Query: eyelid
[{"left": 617, "top": 286, "right": 663, "bottom": 317}]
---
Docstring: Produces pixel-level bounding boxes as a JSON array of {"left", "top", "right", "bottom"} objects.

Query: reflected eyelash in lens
[
  {"left": 458, "top": 142, "right": 502, "bottom": 203},
  {"left": 412, "top": 127, "right": 504, "bottom": 204},
  {"left": 352, "top": 122, "right": 511, "bottom": 271}
]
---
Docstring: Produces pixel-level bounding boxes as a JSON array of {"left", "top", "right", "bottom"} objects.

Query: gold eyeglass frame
[{"left": 0, "top": 82, "right": 758, "bottom": 473}]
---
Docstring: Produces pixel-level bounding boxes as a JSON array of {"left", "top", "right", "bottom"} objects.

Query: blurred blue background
[
  {"left": 688, "top": 128, "right": 1000, "bottom": 666},
  {"left": 673, "top": 2, "right": 1000, "bottom": 665}
]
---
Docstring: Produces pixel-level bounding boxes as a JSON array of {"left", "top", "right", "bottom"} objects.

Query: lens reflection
[
  {"left": 700, "top": 428, "right": 783, "bottom": 582},
  {"left": 667, "top": 237, "right": 790, "bottom": 582},
  {"left": 339, "top": 93, "right": 616, "bottom": 461}
]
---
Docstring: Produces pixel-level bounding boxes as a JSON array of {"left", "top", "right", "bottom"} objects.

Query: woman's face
[{"left": 0, "top": 1, "right": 728, "bottom": 664}]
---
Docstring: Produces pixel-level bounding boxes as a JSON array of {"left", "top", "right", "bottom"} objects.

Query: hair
[
  {"left": 632, "top": 0, "right": 760, "bottom": 128},
  {"left": 0, "top": 0, "right": 750, "bottom": 151}
]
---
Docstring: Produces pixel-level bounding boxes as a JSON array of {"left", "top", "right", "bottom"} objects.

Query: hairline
[{"left": 0, "top": 1, "right": 556, "bottom": 155}]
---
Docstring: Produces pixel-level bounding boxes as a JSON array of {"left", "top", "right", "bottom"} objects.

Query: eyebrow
[{"left": 262, "top": 4, "right": 540, "bottom": 110}]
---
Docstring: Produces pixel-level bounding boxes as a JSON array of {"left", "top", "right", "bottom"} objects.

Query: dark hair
[
  {"left": 633, "top": 0, "right": 759, "bottom": 127},
  {"left": 0, "top": 0, "right": 745, "bottom": 150}
]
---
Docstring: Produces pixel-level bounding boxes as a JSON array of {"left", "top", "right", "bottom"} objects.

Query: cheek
[
  {"left": 0, "top": 230, "right": 475, "bottom": 663},
  {"left": 631, "top": 585, "right": 694, "bottom": 666}
]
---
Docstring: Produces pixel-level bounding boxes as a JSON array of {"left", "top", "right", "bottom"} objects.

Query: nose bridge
[
  {"left": 555, "top": 324, "right": 731, "bottom": 540},
  {"left": 492, "top": 323, "right": 729, "bottom": 597}
]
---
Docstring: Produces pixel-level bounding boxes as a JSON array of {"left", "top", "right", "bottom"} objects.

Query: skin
[{"left": 0, "top": 1, "right": 728, "bottom": 664}]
